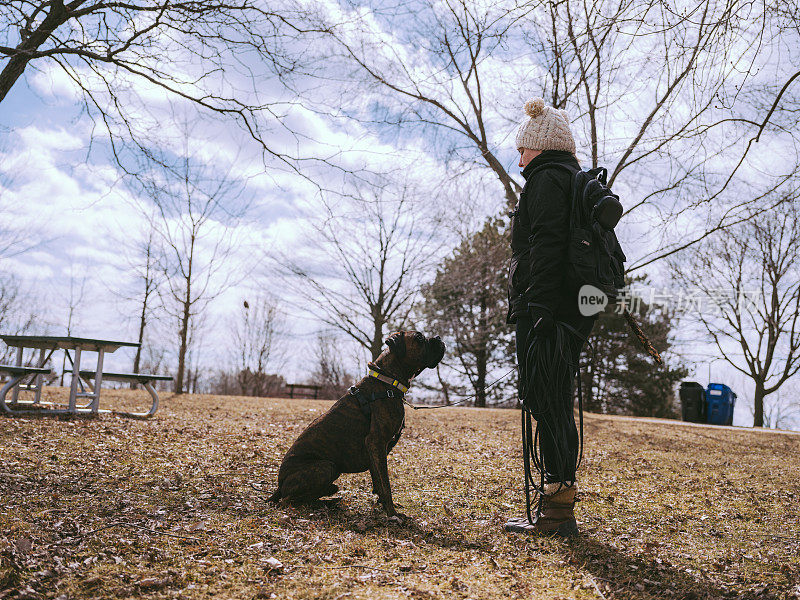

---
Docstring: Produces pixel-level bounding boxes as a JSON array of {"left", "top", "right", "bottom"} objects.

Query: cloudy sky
[
  {"left": 0, "top": 49, "right": 456, "bottom": 385},
  {"left": 1, "top": 0, "right": 798, "bottom": 428}
]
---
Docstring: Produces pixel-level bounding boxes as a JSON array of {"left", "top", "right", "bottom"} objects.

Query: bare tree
[
  {"left": 0, "top": 2, "right": 329, "bottom": 170},
  {"left": 59, "top": 267, "right": 86, "bottom": 385},
  {"left": 289, "top": 0, "right": 534, "bottom": 209},
  {"left": 0, "top": 134, "right": 42, "bottom": 261},
  {"left": 138, "top": 333, "right": 170, "bottom": 389},
  {"left": 132, "top": 123, "right": 250, "bottom": 394},
  {"left": 273, "top": 0, "right": 797, "bottom": 268},
  {"left": 273, "top": 185, "right": 444, "bottom": 361},
  {"left": 761, "top": 384, "right": 800, "bottom": 431},
  {"left": 0, "top": 275, "right": 40, "bottom": 364},
  {"left": 541, "top": 0, "right": 799, "bottom": 271},
  {"left": 130, "top": 227, "right": 159, "bottom": 380},
  {"left": 109, "top": 214, "right": 162, "bottom": 386},
  {"left": 670, "top": 197, "right": 800, "bottom": 427},
  {"left": 309, "top": 332, "right": 354, "bottom": 400},
  {"left": 230, "top": 295, "right": 283, "bottom": 397}
]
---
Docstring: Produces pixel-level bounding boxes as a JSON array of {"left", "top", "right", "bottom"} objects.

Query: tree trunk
[
  {"left": 753, "top": 381, "right": 765, "bottom": 427},
  {"left": 587, "top": 96, "right": 598, "bottom": 168},
  {"left": 237, "top": 369, "right": 250, "bottom": 396},
  {"left": 175, "top": 301, "right": 190, "bottom": 394},
  {"left": 370, "top": 315, "right": 384, "bottom": 362},
  {"left": 131, "top": 297, "right": 147, "bottom": 389},
  {"left": 474, "top": 287, "right": 488, "bottom": 407},
  {"left": 60, "top": 317, "right": 74, "bottom": 386},
  {"left": 175, "top": 237, "right": 195, "bottom": 394},
  {"left": 474, "top": 349, "right": 487, "bottom": 408},
  {"left": 0, "top": 1, "right": 69, "bottom": 105},
  {"left": 436, "top": 365, "right": 450, "bottom": 405}
]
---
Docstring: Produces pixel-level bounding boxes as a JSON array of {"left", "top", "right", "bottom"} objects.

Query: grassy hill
[{"left": 1, "top": 390, "right": 798, "bottom": 599}]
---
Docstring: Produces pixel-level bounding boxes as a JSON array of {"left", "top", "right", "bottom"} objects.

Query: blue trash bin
[{"left": 705, "top": 383, "right": 736, "bottom": 426}]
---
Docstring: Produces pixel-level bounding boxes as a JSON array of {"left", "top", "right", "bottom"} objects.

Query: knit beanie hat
[{"left": 515, "top": 98, "right": 576, "bottom": 155}]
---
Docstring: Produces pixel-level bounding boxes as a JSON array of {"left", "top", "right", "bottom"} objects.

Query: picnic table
[{"left": 0, "top": 335, "right": 172, "bottom": 418}]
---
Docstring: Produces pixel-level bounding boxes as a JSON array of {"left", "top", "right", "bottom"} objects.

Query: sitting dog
[{"left": 269, "top": 331, "right": 445, "bottom": 518}]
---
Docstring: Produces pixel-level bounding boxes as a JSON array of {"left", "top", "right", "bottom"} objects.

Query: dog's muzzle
[{"left": 425, "top": 336, "right": 446, "bottom": 368}]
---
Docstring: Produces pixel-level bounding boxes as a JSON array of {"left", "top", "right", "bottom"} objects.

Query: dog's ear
[{"left": 385, "top": 332, "right": 406, "bottom": 359}]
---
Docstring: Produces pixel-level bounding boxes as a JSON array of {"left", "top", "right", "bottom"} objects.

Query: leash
[
  {"left": 401, "top": 368, "right": 517, "bottom": 410},
  {"left": 377, "top": 310, "right": 655, "bottom": 413},
  {"left": 366, "top": 360, "right": 515, "bottom": 410},
  {"left": 520, "top": 319, "right": 589, "bottom": 520}
]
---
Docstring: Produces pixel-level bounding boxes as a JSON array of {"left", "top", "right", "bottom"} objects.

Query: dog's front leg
[
  {"left": 369, "top": 461, "right": 381, "bottom": 497},
  {"left": 365, "top": 434, "right": 403, "bottom": 519}
]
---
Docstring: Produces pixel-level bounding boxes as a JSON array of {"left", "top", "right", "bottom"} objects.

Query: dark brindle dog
[{"left": 269, "top": 331, "right": 445, "bottom": 518}]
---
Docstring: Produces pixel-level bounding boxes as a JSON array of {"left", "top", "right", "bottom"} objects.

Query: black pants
[{"left": 515, "top": 314, "right": 596, "bottom": 483}]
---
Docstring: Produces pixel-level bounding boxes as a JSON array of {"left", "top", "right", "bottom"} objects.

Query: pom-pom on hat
[{"left": 515, "top": 97, "right": 576, "bottom": 155}]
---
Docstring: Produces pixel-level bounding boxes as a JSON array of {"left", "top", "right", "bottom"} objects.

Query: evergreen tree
[{"left": 421, "top": 217, "right": 514, "bottom": 407}]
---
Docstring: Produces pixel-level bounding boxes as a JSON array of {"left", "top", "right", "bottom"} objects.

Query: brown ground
[{"left": 1, "top": 389, "right": 799, "bottom": 600}]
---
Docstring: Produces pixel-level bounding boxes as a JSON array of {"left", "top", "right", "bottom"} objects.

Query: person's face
[{"left": 518, "top": 147, "right": 542, "bottom": 168}]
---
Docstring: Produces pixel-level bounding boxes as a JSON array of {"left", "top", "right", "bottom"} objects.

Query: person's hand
[{"left": 528, "top": 304, "right": 555, "bottom": 338}]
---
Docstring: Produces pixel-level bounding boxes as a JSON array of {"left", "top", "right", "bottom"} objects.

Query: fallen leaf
[
  {"left": 261, "top": 557, "right": 283, "bottom": 572},
  {"left": 138, "top": 577, "right": 170, "bottom": 590}
]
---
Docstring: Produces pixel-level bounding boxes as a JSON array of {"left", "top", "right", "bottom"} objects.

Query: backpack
[{"left": 530, "top": 164, "right": 627, "bottom": 303}]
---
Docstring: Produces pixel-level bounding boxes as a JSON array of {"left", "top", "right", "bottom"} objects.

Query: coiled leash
[
  {"left": 519, "top": 310, "right": 661, "bottom": 523},
  {"left": 520, "top": 319, "right": 590, "bottom": 523}
]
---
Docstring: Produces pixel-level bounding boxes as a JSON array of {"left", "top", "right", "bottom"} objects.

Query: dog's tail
[{"left": 268, "top": 488, "right": 281, "bottom": 503}]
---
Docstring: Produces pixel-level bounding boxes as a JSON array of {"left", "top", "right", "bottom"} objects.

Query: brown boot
[{"left": 504, "top": 483, "right": 578, "bottom": 537}]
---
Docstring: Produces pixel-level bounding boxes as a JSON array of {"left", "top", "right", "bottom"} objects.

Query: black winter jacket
[{"left": 507, "top": 150, "right": 581, "bottom": 324}]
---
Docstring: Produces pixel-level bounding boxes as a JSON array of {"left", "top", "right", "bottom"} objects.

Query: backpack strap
[{"left": 586, "top": 166, "right": 608, "bottom": 184}]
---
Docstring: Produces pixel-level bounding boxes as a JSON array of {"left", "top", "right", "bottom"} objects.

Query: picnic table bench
[
  {"left": 0, "top": 335, "right": 172, "bottom": 418},
  {"left": 66, "top": 370, "right": 174, "bottom": 418},
  {"left": 285, "top": 383, "right": 321, "bottom": 399},
  {"left": 0, "top": 364, "right": 54, "bottom": 409}
]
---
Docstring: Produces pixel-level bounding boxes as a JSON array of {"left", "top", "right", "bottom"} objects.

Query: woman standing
[{"left": 505, "top": 98, "right": 598, "bottom": 537}]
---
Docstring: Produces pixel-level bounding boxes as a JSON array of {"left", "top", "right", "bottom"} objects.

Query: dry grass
[{"left": 1, "top": 388, "right": 799, "bottom": 600}]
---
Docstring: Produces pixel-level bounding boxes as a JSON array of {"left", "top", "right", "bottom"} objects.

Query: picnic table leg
[
  {"left": 68, "top": 347, "right": 82, "bottom": 414},
  {"left": 1, "top": 374, "right": 25, "bottom": 414},
  {"left": 114, "top": 381, "right": 159, "bottom": 419},
  {"left": 10, "top": 347, "right": 22, "bottom": 406},
  {"left": 33, "top": 348, "right": 45, "bottom": 405},
  {"left": 91, "top": 349, "right": 104, "bottom": 413},
  {"left": 143, "top": 382, "right": 159, "bottom": 417}
]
